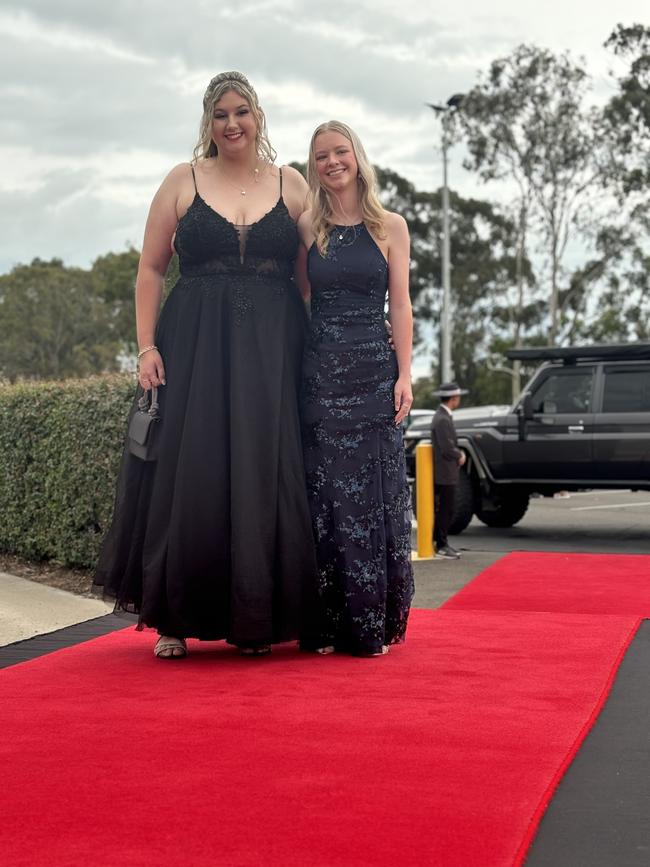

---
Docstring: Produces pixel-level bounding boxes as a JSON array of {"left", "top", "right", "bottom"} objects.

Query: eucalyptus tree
[
  {"left": 456, "top": 45, "right": 604, "bottom": 346},
  {"left": 583, "top": 24, "right": 650, "bottom": 342},
  {"left": 603, "top": 23, "right": 650, "bottom": 205}
]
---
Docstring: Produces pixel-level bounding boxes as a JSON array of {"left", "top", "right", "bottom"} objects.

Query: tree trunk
[{"left": 511, "top": 200, "right": 528, "bottom": 401}]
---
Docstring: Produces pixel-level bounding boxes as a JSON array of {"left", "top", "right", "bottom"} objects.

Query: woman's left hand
[{"left": 394, "top": 376, "right": 413, "bottom": 425}]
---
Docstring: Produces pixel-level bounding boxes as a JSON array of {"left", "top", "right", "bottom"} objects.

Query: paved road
[
  {"left": 409, "top": 488, "right": 650, "bottom": 608},
  {"left": 454, "top": 488, "right": 650, "bottom": 554}
]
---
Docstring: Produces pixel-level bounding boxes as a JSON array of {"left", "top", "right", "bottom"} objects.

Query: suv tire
[
  {"left": 476, "top": 491, "right": 530, "bottom": 528},
  {"left": 449, "top": 469, "right": 475, "bottom": 535}
]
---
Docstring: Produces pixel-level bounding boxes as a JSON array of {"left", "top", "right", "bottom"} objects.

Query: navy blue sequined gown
[
  {"left": 302, "top": 224, "right": 414, "bottom": 655},
  {"left": 94, "top": 170, "right": 318, "bottom": 646}
]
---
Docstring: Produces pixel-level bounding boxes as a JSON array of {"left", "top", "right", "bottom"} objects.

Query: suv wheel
[
  {"left": 449, "top": 470, "right": 476, "bottom": 535},
  {"left": 475, "top": 490, "right": 530, "bottom": 528}
]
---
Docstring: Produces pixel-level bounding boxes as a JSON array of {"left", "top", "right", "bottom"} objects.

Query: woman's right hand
[{"left": 138, "top": 349, "right": 166, "bottom": 390}]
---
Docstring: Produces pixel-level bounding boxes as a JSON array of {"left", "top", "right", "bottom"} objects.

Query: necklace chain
[{"left": 216, "top": 163, "right": 260, "bottom": 196}]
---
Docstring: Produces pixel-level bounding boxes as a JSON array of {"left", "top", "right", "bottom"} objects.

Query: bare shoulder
[
  {"left": 280, "top": 164, "right": 308, "bottom": 193},
  {"left": 158, "top": 162, "right": 194, "bottom": 194},
  {"left": 297, "top": 208, "right": 313, "bottom": 230},
  {"left": 165, "top": 162, "right": 194, "bottom": 182},
  {"left": 297, "top": 208, "right": 314, "bottom": 245},
  {"left": 384, "top": 211, "right": 410, "bottom": 255},
  {"left": 384, "top": 210, "right": 409, "bottom": 236},
  {"left": 281, "top": 165, "right": 309, "bottom": 221},
  {"left": 280, "top": 164, "right": 308, "bottom": 183}
]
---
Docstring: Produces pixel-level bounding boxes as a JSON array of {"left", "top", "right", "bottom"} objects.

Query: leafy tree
[
  {"left": 456, "top": 45, "right": 603, "bottom": 344},
  {"left": 90, "top": 248, "right": 140, "bottom": 353},
  {"left": 565, "top": 221, "right": 650, "bottom": 344},
  {"left": 412, "top": 375, "right": 439, "bottom": 409},
  {"left": 603, "top": 23, "right": 650, "bottom": 202},
  {"left": 552, "top": 25, "right": 650, "bottom": 346},
  {"left": 90, "top": 247, "right": 180, "bottom": 357},
  {"left": 0, "top": 259, "right": 120, "bottom": 381}
]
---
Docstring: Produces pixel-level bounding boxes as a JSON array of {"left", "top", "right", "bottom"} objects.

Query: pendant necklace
[
  {"left": 336, "top": 222, "right": 362, "bottom": 241},
  {"left": 216, "top": 164, "right": 260, "bottom": 196},
  {"left": 334, "top": 213, "right": 363, "bottom": 240}
]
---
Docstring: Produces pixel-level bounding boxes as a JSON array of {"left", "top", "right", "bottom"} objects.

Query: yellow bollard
[{"left": 415, "top": 442, "right": 435, "bottom": 559}]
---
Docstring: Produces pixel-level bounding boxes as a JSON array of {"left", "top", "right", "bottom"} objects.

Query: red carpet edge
[{"left": 514, "top": 615, "right": 642, "bottom": 866}]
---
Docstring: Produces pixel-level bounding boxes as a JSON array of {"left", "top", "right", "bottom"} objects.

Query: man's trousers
[{"left": 434, "top": 483, "right": 456, "bottom": 549}]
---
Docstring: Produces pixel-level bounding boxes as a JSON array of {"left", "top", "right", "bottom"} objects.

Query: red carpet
[
  {"left": 443, "top": 552, "right": 650, "bottom": 616},
  {"left": 0, "top": 608, "right": 638, "bottom": 867}
]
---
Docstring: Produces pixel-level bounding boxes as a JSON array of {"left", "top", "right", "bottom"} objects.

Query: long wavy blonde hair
[
  {"left": 192, "top": 71, "right": 276, "bottom": 165},
  {"left": 307, "top": 120, "right": 386, "bottom": 256}
]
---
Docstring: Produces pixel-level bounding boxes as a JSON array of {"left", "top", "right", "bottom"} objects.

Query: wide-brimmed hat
[{"left": 434, "top": 382, "right": 469, "bottom": 398}]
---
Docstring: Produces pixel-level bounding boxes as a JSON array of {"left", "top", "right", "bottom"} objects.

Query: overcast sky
[{"left": 0, "top": 0, "right": 645, "bottom": 281}]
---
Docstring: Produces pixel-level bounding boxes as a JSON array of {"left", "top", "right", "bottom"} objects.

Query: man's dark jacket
[{"left": 431, "top": 405, "right": 462, "bottom": 485}]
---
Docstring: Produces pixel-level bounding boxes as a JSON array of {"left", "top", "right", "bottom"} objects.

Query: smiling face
[
  {"left": 313, "top": 130, "right": 359, "bottom": 194},
  {"left": 211, "top": 89, "right": 258, "bottom": 155}
]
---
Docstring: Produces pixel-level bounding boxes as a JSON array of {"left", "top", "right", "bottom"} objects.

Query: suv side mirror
[
  {"left": 521, "top": 392, "right": 534, "bottom": 420},
  {"left": 516, "top": 393, "right": 533, "bottom": 441}
]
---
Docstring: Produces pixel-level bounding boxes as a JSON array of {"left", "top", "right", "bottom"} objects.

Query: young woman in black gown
[
  {"left": 296, "top": 121, "right": 415, "bottom": 657},
  {"left": 93, "top": 72, "right": 317, "bottom": 658}
]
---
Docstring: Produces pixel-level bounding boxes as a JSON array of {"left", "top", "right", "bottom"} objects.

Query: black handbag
[{"left": 128, "top": 387, "right": 160, "bottom": 461}]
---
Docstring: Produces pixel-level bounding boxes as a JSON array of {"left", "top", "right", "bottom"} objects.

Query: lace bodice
[{"left": 174, "top": 193, "right": 298, "bottom": 281}]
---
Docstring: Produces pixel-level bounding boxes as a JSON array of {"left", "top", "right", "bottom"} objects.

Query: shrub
[{"left": 0, "top": 374, "right": 135, "bottom": 568}]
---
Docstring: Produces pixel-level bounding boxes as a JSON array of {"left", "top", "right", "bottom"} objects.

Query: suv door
[
  {"left": 502, "top": 366, "right": 596, "bottom": 480},
  {"left": 593, "top": 364, "right": 650, "bottom": 481}
]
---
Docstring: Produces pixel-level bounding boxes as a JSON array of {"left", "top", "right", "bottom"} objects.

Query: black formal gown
[
  {"left": 301, "top": 224, "right": 414, "bottom": 655},
  {"left": 94, "top": 168, "right": 317, "bottom": 646}
]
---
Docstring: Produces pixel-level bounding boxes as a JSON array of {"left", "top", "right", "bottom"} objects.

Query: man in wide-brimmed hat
[{"left": 431, "top": 382, "right": 468, "bottom": 559}]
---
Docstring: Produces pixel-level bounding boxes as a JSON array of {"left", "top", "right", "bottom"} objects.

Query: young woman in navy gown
[{"left": 297, "top": 121, "right": 414, "bottom": 657}]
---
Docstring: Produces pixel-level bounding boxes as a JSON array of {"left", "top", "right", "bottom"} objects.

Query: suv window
[
  {"left": 602, "top": 366, "right": 650, "bottom": 413},
  {"left": 530, "top": 369, "right": 594, "bottom": 414}
]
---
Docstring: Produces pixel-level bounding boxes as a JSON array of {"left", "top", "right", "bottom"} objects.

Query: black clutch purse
[{"left": 128, "top": 387, "right": 160, "bottom": 461}]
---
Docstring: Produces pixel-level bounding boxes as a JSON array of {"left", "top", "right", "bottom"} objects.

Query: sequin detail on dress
[{"left": 302, "top": 224, "right": 414, "bottom": 655}]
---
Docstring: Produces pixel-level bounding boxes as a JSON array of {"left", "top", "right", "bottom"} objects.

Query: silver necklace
[
  {"left": 333, "top": 217, "right": 363, "bottom": 240},
  {"left": 216, "top": 164, "right": 260, "bottom": 196},
  {"left": 336, "top": 223, "right": 362, "bottom": 241}
]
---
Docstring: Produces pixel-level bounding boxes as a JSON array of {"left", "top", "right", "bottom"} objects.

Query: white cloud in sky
[{"left": 0, "top": 0, "right": 646, "bottom": 280}]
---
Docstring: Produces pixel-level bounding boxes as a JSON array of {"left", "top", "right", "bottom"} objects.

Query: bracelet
[{"left": 137, "top": 345, "right": 158, "bottom": 360}]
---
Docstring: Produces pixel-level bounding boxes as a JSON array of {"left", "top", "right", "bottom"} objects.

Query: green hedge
[{"left": 0, "top": 374, "right": 136, "bottom": 568}]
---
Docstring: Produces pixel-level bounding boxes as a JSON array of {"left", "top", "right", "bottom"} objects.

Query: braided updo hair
[{"left": 192, "top": 71, "right": 276, "bottom": 164}]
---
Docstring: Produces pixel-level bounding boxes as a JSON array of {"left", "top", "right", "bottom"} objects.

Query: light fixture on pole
[{"left": 427, "top": 94, "right": 464, "bottom": 383}]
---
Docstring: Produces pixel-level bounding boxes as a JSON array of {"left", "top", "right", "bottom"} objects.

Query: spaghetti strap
[
  {"left": 279, "top": 167, "right": 283, "bottom": 195},
  {"left": 190, "top": 164, "right": 198, "bottom": 193}
]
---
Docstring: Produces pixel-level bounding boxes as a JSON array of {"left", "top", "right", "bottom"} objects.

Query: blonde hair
[
  {"left": 307, "top": 120, "right": 386, "bottom": 256},
  {"left": 192, "top": 71, "right": 276, "bottom": 164}
]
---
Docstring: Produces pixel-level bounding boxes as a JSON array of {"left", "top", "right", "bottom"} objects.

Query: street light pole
[
  {"left": 427, "top": 94, "right": 464, "bottom": 383},
  {"left": 440, "top": 119, "right": 452, "bottom": 382}
]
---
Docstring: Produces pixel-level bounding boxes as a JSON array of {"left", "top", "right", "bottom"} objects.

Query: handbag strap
[{"left": 137, "top": 386, "right": 159, "bottom": 417}]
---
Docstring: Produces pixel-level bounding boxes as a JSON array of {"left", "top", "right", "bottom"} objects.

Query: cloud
[{"left": 0, "top": 0, "right": 646, "bottom": 271}]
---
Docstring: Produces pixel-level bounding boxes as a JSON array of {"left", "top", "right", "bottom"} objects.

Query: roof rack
[{"left": 505, "top": 343, "right": 650, "bottom": 364}]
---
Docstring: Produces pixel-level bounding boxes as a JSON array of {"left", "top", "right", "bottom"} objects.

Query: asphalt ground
[
  {"left": 454, "top": 488, "right": 650, "bottom": 555},
  {"left": 1, "top": 488, "right": 649, "bottom": 864}
]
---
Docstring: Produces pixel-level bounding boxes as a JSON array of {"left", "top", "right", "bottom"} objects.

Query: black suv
[{"left": 406, "top": 343, "right": 650, "bottom": 534}]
